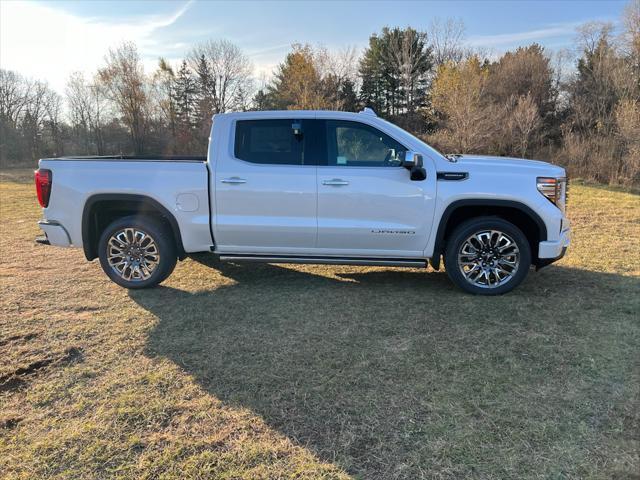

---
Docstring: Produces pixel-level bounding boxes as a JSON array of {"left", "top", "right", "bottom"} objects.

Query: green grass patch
[{"left": 1, "top": 169, "right": 638, "bottom": 479}]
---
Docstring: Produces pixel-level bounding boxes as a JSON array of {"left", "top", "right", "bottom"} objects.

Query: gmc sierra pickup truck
[{"left": 35, "top": 108, "right": 570, "bottom": 295}]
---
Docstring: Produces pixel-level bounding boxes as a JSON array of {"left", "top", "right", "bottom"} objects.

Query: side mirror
[
  {"left": 401, "top": 151, "right": 423, "bottom": 168},
  {"left": 402, "top": 151, "right": 426, "bottom": 181},
  {"left": 410, "top": 165, "right": 427, "bottom": 181}
]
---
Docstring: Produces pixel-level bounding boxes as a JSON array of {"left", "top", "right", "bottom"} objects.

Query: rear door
[
  {"left": 316, "top": 119, "right": 436, "bottom": 257},
  {"left": 213, "top": 117, "right": 318, "bottom": 253}
]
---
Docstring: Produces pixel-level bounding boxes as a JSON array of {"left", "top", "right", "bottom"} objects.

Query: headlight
[{"left": 537, "top": 177, "right": 567, "bottom": 212}]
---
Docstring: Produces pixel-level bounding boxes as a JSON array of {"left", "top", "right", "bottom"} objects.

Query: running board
[{"left": 217, "top": 254, "right": 427, "bottom": 268}]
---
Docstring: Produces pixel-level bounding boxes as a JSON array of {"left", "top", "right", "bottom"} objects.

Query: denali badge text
[{"left": 371, "top": 229, "right": 416, "bottom": 235}]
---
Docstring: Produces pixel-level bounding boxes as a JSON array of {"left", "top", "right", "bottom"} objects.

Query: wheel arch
[
  {"left": 82, "top": 193, "right": 186, "bottom": 261},
  {"left": 430, "top": 199, "right": 547, "bottom": 270}
]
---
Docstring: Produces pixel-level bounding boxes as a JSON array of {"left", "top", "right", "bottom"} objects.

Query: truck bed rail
[{"left": 43, "top": 155, "right": 207, "bottom": 163}]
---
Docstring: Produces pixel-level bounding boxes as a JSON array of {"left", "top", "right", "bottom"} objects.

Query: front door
[
  {"left": 214, "top": 118, "right": 317, "bottom": 253},
  {"left": 317, "top": 120, "right": 436, "bottom": 257}
]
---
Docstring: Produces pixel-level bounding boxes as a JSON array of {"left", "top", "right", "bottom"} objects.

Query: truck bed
[{"left": 38, "top": 156, "right": 213, "bottom": 254}]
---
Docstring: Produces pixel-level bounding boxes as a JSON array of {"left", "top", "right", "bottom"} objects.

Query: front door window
[{"left": 326, "top": 120, "right": 407, "bottom": 167}]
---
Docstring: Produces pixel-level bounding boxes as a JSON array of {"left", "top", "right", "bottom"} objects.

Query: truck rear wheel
[
  {"left": 98, "top": 216, "right": 177, "bottom": 289},
  {"left": 444, "top": 217, "right": 531, "bottom": 295}
]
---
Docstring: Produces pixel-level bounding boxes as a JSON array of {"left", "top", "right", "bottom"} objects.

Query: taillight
[{"left": 35, "top": 168, "right": 52, "bottom": 208}]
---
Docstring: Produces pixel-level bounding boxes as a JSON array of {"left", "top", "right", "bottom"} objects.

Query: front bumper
[
  {"left": 536, "top": 246, "right": 567, "bottom": 270},
  {"left": 536, "top": 222, "right": 570, "bottom": 270},
  {"left": 37, "top": 220, "right": 72, "bottom": 247}
]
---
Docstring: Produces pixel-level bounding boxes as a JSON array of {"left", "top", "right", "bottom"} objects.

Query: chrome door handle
[
  {"left": 322, "top": 179, "right": 349, "bottom": 186},
  {"left": 221, "top": 177, "right": 247, "bottom": 184}
]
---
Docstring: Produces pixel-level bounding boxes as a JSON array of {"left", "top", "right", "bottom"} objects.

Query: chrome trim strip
[{"left": 437, "top": 172, "right": 469, "bottom": 181}]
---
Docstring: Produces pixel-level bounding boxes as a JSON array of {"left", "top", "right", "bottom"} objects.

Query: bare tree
[
  {"left": 621, "top": 0, "right": 640, "bottom": 94},
  {"left": 431, "top": 57, "right": 492, "bottom": 152},
  {"left": 569, "top": 23, "right": 633, "bottom": 134},
  {"left": 315, "top": 45, "right": 358, "bottom": 82},
  {"left": 1, "top": 70, "right": 64, "bottom": 162},
  {"left": 150, "top": 59, "right": 178, "bottom": 153},
  {"left": 98, "top": 42, "right": 150, "bottom": 154},
  {"left": 507, "top": 93, "right": 542, "bottom": 157},
  {"left": 22, "top": 80, "right": 54, "bottom": 159},
  {"left": 66, "top": 72, "right": 92, "bottom": 153},
  {"left": 488, "top": 44, "right": 555, "bottom": 121},
  {"left": 0, "top": 70, "right": 31, "bottom": 127},
  {"left": 576, "top": 21, "right": 615, "bottom": 57},
  {"left": 615, "top": 98, "right": 640, "bottom": 182},
  {"left": 314, "top": 45, "right": 360, "bottom": 110},
  {"left": 551, "top": 48, "right": 573, "bottom": 109},
  {"left": 0, "top": 70, "right": 30, "bottom": 163},
  {"left": 43, "top": 88, "right": 64, "bottom": 156},
  {"left": 66, "top": 72, "right": 108, "bottom": 155},
  {"left": 188, "top": 39, "right": 254, "bottom": 114},
  {"left": 621, "top": 0, "right": 640, "bottom": 55},
  {"left": 89, "top": 83, "right": 108, "bottom": 155},
  {"left": 429, "top": 18, "right": 466, "bottom": 66}
]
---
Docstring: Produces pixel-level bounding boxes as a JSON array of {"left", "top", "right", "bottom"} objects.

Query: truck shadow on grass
[{"left": 131, "top": 254, "right": 639, "bottom": 479}]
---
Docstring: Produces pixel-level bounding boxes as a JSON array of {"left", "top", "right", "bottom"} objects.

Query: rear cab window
[{"left": 234, "top": 119, "right": 304, "bottom": 165}]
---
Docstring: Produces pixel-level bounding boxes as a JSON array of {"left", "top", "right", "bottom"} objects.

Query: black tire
[
  {"left": 444, "top": 216, "right": 532, "bottom": 295},
  {"left": 98, "top": 216, "right": 177, "bottom": 289}
]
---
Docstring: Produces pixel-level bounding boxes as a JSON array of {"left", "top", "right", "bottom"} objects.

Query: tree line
[{"left": 1, "top": 0, "right": 638, "bottom": 186}]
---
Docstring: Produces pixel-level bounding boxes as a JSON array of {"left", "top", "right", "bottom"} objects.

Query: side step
[{"left": 217, "top": 254, "right": 427, "bottom": 268}]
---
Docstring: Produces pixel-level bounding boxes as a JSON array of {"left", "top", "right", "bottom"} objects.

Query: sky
[{"left": 0, "top": 0, "right": 628, "bottom": 94}]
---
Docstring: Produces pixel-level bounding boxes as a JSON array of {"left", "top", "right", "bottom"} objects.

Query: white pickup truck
[{"left": 35, "top": 108, "right": 570, "bottom": 295}]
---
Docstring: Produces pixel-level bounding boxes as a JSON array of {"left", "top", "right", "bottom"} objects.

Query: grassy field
[{"left": 1, "top": 168, "right": 638, "bottom": 480}]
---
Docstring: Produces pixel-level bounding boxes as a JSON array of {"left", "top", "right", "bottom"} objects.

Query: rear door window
[{"left": 234, "top": 119, "right": 304, "bottom": 165}]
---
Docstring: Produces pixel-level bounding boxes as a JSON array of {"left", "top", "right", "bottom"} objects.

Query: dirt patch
[
  {"left": 0, "top": 347, "right": 83, "bottom": 392},
  {"left": 0, "top": 416, "right": 23, "bottom": 429},
  {"left": 0, "top": 332, "right": 39, "bottom": 347}
]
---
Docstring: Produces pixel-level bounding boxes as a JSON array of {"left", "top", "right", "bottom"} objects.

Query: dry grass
[{"left": 1, "top": 169, "right": 639, "bottom": 479}]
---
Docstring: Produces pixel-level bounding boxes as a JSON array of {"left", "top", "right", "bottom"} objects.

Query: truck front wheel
[
  {"left": 98, "top": 216, "right": 177, "bottom": 289},
  {"left": 444, "top": 217, "right": 532, "bottom": 295}
]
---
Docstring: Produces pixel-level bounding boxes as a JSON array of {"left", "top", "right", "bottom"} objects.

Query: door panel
[
  {"left": 318, "top": 166, "right": 434, "bottom": 255},
  {"left": 317, "top": 120, "right": 436, "bottom": 256},
  {"left": 214, "top": 118, "right": 317, "bottom": 251}
]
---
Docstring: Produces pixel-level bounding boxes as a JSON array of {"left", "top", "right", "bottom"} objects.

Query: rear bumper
[{"left": 37, "top": 220, "right": 72, "bottom": 247}]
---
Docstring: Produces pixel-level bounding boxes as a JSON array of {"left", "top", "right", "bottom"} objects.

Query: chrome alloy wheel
[
  {"left": 457, "top": 230, "right": 520, "bottom": 289},
  {"left": 106, "top": 228, "right": 160, "bottom": 282}
]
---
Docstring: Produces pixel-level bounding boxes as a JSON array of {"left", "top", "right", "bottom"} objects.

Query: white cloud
[
  {"left": 467, "top": 23, "right": 582, "bottom": 48},
  {"left": 0, "top": 0, "right": 193, "bottom": 93}
]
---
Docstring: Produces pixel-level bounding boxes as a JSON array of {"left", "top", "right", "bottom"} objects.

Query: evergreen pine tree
[
  {"left": 358, "top": 27, "right": 433, "bottom": 120},
  {"left": 173, "top": 60, "right": 198, "bottom": 149},
  {"left": 193, "top": 54, "right": 216, "bottom": 144},
  {"left": 174, "top": 60, "right": 197, "bottom": 130},
  {"left": 338, "top": 78, "right": 359, "bottom": 112}
]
